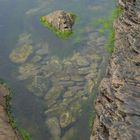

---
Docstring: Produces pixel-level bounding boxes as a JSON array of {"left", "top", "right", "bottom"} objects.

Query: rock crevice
[{"left": 91, "top": 0, "right": 140, "bottom": 139}]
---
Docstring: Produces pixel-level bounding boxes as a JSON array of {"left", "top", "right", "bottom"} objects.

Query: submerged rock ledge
[{"left": 91, "top": 0, "right": 140, "bottom": 139}]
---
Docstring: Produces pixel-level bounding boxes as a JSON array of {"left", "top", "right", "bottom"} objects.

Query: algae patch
[{"left": 40, "top": 10, "right": 76, "bottom": 39}]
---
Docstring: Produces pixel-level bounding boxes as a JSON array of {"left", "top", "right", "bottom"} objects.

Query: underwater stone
[
  {"left": 44, "top": 85, "right": 64, "bottom": 101},
  {"left": 70, "top": 75, "right": 85, "bottom": 82},
  {"left": 86, "top": 79, "right": 94, "bottom": 94},
  {"left": 46, "top": 117, "right": 61, "bottom": 140},
  {"left": 9, "top": 44, "right": 33, "bottom": 63},
  {"left": 59, "top": 111, "right": 75, "bottom": 128},
  {"left": 28, "top": 76, "right": 51, "bottom": 97},
  {"left": 18, "top": 63, "right": 39, "bottom": 80},
  {"left": 76, "top": 57, "right": 90, "bottom": 67}
]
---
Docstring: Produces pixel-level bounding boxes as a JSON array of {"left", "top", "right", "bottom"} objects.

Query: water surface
[{"left": 0, "top": 0, "right": 115, "bottom": 140}]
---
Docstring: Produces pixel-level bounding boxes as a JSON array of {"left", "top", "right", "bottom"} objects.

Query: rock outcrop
[
  {"left": 41, "top": 10, "right": 75, "bottom": 32},
  {"left": 91, "top": 0, "right": 140, "bottom": 139},
  {"left": 0, "top": 83, "right": 21, "bottom": 140}
]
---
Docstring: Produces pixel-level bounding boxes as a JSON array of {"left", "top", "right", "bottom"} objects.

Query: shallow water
[{"left": 0, "top": 0, "right": 115, "bottom": 140}]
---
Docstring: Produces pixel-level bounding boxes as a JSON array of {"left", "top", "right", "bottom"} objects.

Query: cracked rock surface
[{"left": 91, "top": 0, "right": 140, "bottom": 139}]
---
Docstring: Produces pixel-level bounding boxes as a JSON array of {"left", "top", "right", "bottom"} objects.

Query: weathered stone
[
  {"left": 42, "top": 10, "right": 75, "bottom": 32},
  {"left": 91, "top": 1, "right": 140, "bottom": 139}
]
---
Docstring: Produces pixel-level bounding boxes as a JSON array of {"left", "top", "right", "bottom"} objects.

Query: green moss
[
  {"left": 40, "top": 16, "right": 73, "bottom": 39},
  {"left": 0, "top": 79, "right": 32, "bottom": 140},
  {"left": 97, "top": 6, "right": 123, "bottom": 53}
]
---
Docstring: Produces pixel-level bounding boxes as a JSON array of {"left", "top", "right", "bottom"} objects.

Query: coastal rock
[
  {"left": 91, "top": 0, "right": 140, "bottom": 139},
  {"left": 42, "top": 10, "right": 75, "bottom": 32}
]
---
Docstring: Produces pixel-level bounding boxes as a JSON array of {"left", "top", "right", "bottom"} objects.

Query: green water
[{"left": 0, "top": 0, "right": 116, "bottom": 140}]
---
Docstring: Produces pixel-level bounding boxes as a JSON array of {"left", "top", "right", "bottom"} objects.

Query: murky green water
[{"left": 0, "top": 0, "right": 115, "bottom": 140}]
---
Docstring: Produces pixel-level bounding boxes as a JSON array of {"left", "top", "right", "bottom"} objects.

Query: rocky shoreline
[
  {"left": 91, "top": 0, "right": 140, "bottom": 139},
  {"left": 0, "top": 82, "right": 21, "bottom": 140}
]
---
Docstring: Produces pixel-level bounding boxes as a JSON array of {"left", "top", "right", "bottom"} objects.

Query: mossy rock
[{"left": 40, "top": 10, "right": 76, "bottom": 39}]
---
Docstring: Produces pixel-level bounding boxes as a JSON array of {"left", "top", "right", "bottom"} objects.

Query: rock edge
[{"left": 91, "top": 0, "right": 140, "bottom": 139}]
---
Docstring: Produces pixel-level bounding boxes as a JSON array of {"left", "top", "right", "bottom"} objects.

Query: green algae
[
  {"left": 40, "top": 14, "right": 76, "bottom": 39},
  {"left": 97, "top": 6, "right": 123, "bottom": 53}
]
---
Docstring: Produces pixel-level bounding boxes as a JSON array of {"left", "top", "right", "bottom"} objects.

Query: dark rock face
[
  {"left": 45, "top": 10, "right": 75, "bottom": 32},
  {"left": 91, "top": 0, "right": 140, "bottom": 139}
]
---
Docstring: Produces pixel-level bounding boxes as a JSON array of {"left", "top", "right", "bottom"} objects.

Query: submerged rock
[
  {"left": 18, "top": 63, "right": 39, "bottom": 80},
  {"left": 62, "top": 127, "right": 77, "bottom": 140},
  {"left": 9, "top": 44, "right": 33, "bottom": 63},
  {"left": 28, "top": 76, "right": 51, "bottom": 96},
  {"left": 60, "top": 111, "right": 75, "bottom": 128},
  {"left": 44, "top": 85, "right": 64, "bottom": 101},
  {"left": 46, "top": 117, "right": 61, "bottom": 140}
]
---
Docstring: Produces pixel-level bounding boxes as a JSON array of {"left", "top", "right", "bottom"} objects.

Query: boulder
[{"left": 42, "top": 10, "right": 75, "bottom": 32}]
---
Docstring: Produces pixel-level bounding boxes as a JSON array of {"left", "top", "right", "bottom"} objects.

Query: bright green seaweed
[{"left": 40, "top": 14, "right": 76, "bottom": 39}]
